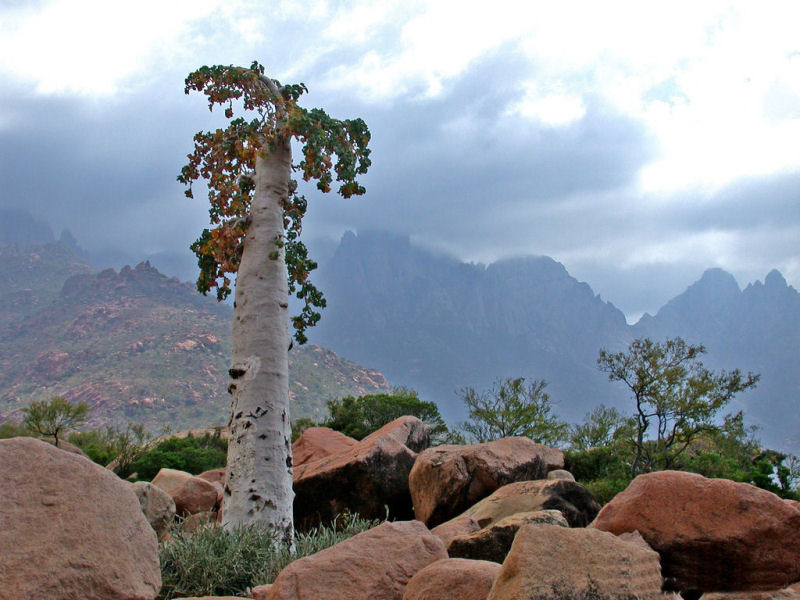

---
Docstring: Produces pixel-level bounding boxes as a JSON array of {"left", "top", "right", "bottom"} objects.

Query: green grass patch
[{"left": 157, "top": 512, "right": 381, "bottom": 599}]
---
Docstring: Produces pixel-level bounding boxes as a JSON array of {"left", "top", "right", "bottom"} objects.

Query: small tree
[
  {"left": 569, "top": 404, "right": 635, "bottom": 452},
  {"left": 458, "top": 377, "right": 568, "bottom": 445},
  {"left": 21, "top": 396, "right": 90, "bottom": 447},
  {"left": 597, "top": 337, "right": 759, "bottom": 477}
]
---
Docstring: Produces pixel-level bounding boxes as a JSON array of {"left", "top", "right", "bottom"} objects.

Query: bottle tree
[{"left": 179, "top": 62, "right": 370, "bottom": 544}]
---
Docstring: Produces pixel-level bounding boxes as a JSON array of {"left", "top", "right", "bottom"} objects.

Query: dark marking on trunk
[
  {"left": 286, "top": 455, "right": 292, "bottom": 468},
  {"left": 234, "top": 411, "right": 243, "bottom": 420},
  {"left": 259, "top": 434, "right": 267, "bottom": 439},
  {"left": 224, "top": 485, "right": 231, "bottom": 496},
  {"left": 279, "top": 302, "right": 288, "bottom": 308},
  {"left": 243, "top": 420, "right": 252, "bottom": 429},
  {"left": 229, "top": 367, "right": 246, "bottom": 379},
  {"left": 227, "top": 384, "right": 237, "bottom": 394}
]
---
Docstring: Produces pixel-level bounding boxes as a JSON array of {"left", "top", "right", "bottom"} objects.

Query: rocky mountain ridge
[{"left": 309, "top": 231, "right": 799, "bottom": 452}]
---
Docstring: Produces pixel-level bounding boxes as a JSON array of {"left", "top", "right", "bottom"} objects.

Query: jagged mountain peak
[
  {"left": 742, "top": 268, "right": 796, "bottom": 298},
  {"left": 646, "top": 268, "right": 741, "bottom": 327},
  {"left": 698, "top": 267, "right": 741, "bottom": 290},
  {"left": 487, "top": 255, "right": 569, "bottom": 280},
  {"left": 765, "top": 268, "right": 788, "bottom": 289}
]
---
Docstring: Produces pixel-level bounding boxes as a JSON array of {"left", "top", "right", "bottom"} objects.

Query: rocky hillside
[{"left": 0, "top": 241, "right": 389, "bottom": 431}]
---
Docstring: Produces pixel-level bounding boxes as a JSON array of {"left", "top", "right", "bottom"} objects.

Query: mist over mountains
[
  {"left": 308, "top": 231, "right": 799, "bottom": 453},
  {"left": 2, "top": 209, "right": 797, "bottom": 453}
]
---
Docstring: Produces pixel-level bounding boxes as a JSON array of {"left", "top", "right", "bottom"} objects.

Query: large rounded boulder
[
  {"left": 409, "top": 437, "right": 564, "bottom": 527},
  {"left": 0, "top": 437, "right": 161, "bottom": 599},
  {"left": 459, "top": 478, "right": 601, "bottom": 528},
  {"left": 293, "top": 416, "right": 429, "bottom": 527},
  {"left": 487, "top": 524, "right": 663, "bottom": 600},
  {"left": 590, "top": 471, "right": 800, "bottom": 593},
  {"left": 132, "top": 480, "right": 176, "bottom": 540},
  {"left": 260, "top": 520, "right": 447, "bottom": 600},
  {"left": 403, "top": 558, "right": 501, "bottom": 600},
  {"left": 292, "top": 427, "right": 358, "bottom": 467}
]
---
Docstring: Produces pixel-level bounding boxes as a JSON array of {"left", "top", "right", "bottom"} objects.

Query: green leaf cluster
[
  {"left": 67, "top": 423, "right": 152, "bottom": 472},
  {"left": 127, "top": 433, "right": 228, "bottom": 480},
  {"left": 21, "top": 396, "right": 90, "bottom": 447},
  {"left": 180, "top": 61, "right": 371, "bottom": 344}
]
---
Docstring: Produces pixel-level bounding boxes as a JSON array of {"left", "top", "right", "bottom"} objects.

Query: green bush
[
  {"left": 291, "top": 417, "right": 318, "bottom": 442},
  {"left": 0, "top": 420, "right": 29, "bottom": 439},
  {"left": 324, "top": 389, "right": 457, "bottom": 444},
  {"left": 584, "top": 478, "right": 631, "bottom": 506},
  {"left": 158, "top": 512, "right": 380, "bottom": 599},
  {"left": 565, "top": 444, "right": 634, "bottom": 505},
  {"left": 67, "top": 428, "right": 118, "bottom": 465},
  {"left": 457, "top": 377, "right": 568, "bottom": 445},
  {"left": 129, "top": 433, "right": 227, "bottom": 480}
]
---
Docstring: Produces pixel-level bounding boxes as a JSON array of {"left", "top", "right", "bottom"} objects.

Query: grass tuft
[{"left": 157, "top": 512, "right": 380, "bottom": 599}]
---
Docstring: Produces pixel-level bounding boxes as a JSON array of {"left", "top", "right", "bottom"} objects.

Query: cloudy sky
[{"left": 1, "top": 0, "right": 798, "bottom": 321}]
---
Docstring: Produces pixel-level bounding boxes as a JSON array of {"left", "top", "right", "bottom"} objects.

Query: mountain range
[
  {"left": 308, "top": 231, "right": 799, "bottom": 453},
  {"left": 2, "top": 209, "right": 797, "bottom": 453}
]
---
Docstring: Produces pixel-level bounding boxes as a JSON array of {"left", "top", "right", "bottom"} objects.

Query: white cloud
[
  {"left": 509, "top": 85, "right": 586, "bottom": 126},
  {"left": 0, "top": 0, "right": 256, "bottom": 96}
]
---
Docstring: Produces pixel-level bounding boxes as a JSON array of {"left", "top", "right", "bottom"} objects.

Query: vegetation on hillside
[
  {"left": 0, "top": 242, "right": 390, "bottom": 433},
  {"left": 3, "top": 333, "right": 796, "bottom": 508}
]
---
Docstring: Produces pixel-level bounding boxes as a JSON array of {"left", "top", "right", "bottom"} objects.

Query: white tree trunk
[{"left": 222, "top": 136, "right": 294, "bottom": 546}]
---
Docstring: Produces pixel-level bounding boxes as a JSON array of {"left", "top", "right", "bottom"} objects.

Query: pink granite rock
[{"left": 0, "top": 437, "right": 160, "bottom": 599}]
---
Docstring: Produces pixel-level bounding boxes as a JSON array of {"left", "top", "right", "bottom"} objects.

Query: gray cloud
[
  {"left": 0, "top": 44, "right": 797, "bottom": 321},
  {"left": 303, "top": 51, "right": 657, "bottom": 243}
]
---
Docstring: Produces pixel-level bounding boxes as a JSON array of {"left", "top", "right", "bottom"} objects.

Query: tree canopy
[
  {"left": 323, "top": 389, "right": 455, "bottom": 444},
  {"left": 458, "top": 377, "right": 568, "bottom": 446},
  {"left": 597, "top": 337, "right": 759, "bottom": 476},
  {"left": 21, "top": 396, "right": 90, "bottom": 447},
  {"left": 179, "top": 61, "right": 371, "bottom": 343}
]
